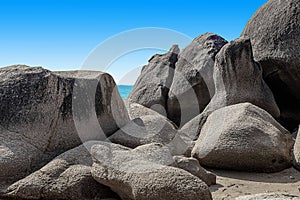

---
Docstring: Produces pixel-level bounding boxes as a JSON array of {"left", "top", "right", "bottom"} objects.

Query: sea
[{"left": 118, "top": 85, "right": 133, "bottom": 98}]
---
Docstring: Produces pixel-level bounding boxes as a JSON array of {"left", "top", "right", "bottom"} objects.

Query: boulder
[
  {"left": 192, "top": 103, "right": 293, "bottom": 172},
  {"left": 173, "top": 156, "right": 216, "bottom": 186},
  {"left": 127, "top": 103, "right": 166, "bottom": 119},
  {"left": 179, "top": 38, "right": 280, "bottom": 142},
  {"left": 204, "top": 38, "right": 280, "bottom": 118},
  {"left": 0, "top": 126, "right": 46, "bottom": 185},
  {"left": 0, "top": 65, "right": 129, "bottom": 182},
  {"left": 241, "top": 0, "right": 300, "bottom": 131},
  {"left": 178, "top": 112, "right": 209, "bottom": 142},
  {"left": 236, "top": 193, "right": 300, "bottom": 200},
  {"left": 167, "top": 33, "right": 227, "bottom": 126},
  {"left": 109, "top": 112, "right": 191, "bottom": 156},
  {"left": 3, "top": 141, "right": 120, "bottom": 200},
  {"left": 91, "top": 143, "right": 212, "bottom": 200},
  {"left": 128, "top": 45, "right": 179, "bottom": 116},
  {"left": 293, "top": 126, "right": 300, "bottom": 170},
  {"left": 108, "top": 114, "right": 178, "bottom": 149}
]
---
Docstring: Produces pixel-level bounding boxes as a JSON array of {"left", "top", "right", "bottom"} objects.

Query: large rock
[
  {"left": 108, "top": 114, "right": 178, "bottom": 149},
  {"left": 3, "top": 141, "right": 119, "bottom": 200},
  {"left": 192, "top": 103, "right": 293, "bottom": 172},
  {"left": 128, "top": 45, "right": 179, "bottom": 116},
  {"left": 173, "top": 156, "right": 216, "bottom": 186},
  {"left": 178, "top": 112, "right": 209, "bottom": 143},
  {"left": 179, "top": 38, "right": 280, "bottom": 142},
  {"left": 293, "top": 126, "right": 300, "bottom": 170},
  {"left": 241, "top": 0, "right": 300, "bottom": 131},
  {"left": 91, "top": 143, "right": 212, "bottom": 200},
  {"left": 205, "top": 38, "right": 280, "bottom": 118},
  {"left": 127, "top": 103, "right": 165, "bottom": 119},
  {"left": 109, "top": 109, "right": 191, "bottom": 155},
  {"left": 167, "top": 33, "right": 227, "bottom": 126},
  {"left": 0, "top": 65, "right": 129, "bottom": 182},
  {"left": 0, "top": 126, "right": 46, "bottom": 186}
]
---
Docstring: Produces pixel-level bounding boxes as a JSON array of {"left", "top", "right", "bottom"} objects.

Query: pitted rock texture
[
  {"left": 242, "top": 0, "right": 300, "bottom": 131},
  {"left": 167, "top": 33, "right": 227, "bottom": 126},
  {"left": 128, "top": 45, "right": 179, "bottom": 116},
  {"left": 0, "top": 65, "right": 129, "bottom": 182},
  {"left": 192, "top": 103, "right": 293, "bottom": 173}
]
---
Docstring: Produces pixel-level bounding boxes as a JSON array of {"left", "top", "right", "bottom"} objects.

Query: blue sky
[{"left": 0, "top": 0, "right": 267, "bottom": 84}]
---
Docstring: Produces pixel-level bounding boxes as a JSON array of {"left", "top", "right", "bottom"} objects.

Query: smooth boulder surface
[
  {"left": 3, "top": 141, "right": 119, "bottom": 200},
  {"left": 192, "top": 103, "right": 293, "bottom": 172},
  {"left": 204, "top": 38, "right": 280, "bottom": 118},
  {"left": 128, "top": 45, "right": 179, "bottom": 116},
  {"left": 167, "top": 33, "right": 227, "bottom": 126},
  {"left": 91, "top": 143, "right": 212, "bottom": 200},
  {"left": 108, "top": 114, "right": 178, "bottom": 149},
  {"left": 173, "top": 156, "right": 216, "bottom": 186},
  {"left": 293, "top": 126, "right": 300, "bottom": 170},
  {"left": 241, "top": 0, "right": 300, "bottom": 130},
  {"left": 0, "top": 65, "right": 129, "bottom": 182}
]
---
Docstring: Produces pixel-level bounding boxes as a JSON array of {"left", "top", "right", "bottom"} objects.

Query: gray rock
[
  {"left": 205, "top": 38, "right": 280, "bottom": 118},
  {"left": 0, "top": 126, "right": 46, "bottom": 184},
  {"left": 293, "top": 126, "right": 300, "bottom": 170},
  {"left": 3, "top": 141, "right": 120, "bottom": 200},
  {"left": 54, "top": 70, "right": 130, "bottom": 140},
  {"left": 93, "top": 143, "right": 174, "bottom": 170},
  {"left": 173, "top": 156, "right": 216, "bottom": 186},
  {"left": 236, "top": 193, "right": 300, "bottom": 200},
  {"left": 241, "top": 0, "right": 300, "bottom": 131},
  {"left": 0, "top": 65, "right": 129, "bottom": 182},
  {"left": 127, "top": 103, "right": 166, "bottom": 119},
  {"left": 91, "top": 143, "right": 212, "bottom": 200},
  {"left": 109, "top": 111, "right": 191, "bottom": 156},
  {"left": 128, "top": 45, "right": 179, "bottom": 116},
  {"left": 192, "top": 103, "right": 293, "bottom": 172},
  {"left": 108, "top": 115, "right": 178, "bottom": 149},
  {"left": 167, "top": 33, "right": 227, "bottom": 126},
  {"left": 179, "top": 38, "right": 280, "bottom": 142},
  {"left": 165, "top": 132, "right": 191, "bottom": 156},
  {"left": 178, "top": 112, "right": 209, "bottom": 143}
]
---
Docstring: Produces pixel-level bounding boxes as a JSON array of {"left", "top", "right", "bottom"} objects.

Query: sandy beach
[{"left": 210, "top": 167, "right": 300, "bottom": 199}]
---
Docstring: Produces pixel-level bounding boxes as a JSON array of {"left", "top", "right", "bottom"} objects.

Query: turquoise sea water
[{"left": 118, "top": 85, "right": 133, "bottom": 98}]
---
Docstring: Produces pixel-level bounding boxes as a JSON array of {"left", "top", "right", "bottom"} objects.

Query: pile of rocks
[{"left": 1, "top": 0, "right": 300, "bottom": 199}]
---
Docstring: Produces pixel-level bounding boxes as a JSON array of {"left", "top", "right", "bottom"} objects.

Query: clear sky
[{"left": 0, "top": 0, "right": 267, "bottom": 84}]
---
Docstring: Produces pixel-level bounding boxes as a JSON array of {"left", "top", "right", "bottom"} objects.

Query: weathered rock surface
[
  {"left": 178, "top": 112, "right": 209, "bottom": 143},
  {"left": 192, "top": 103, "right": 293, "bottom": 172},
  {"left": 167, "top": 33, "right": 227, "bottom": 126},
  {"left": 179, "top": 38, "right": 280, "bottom": 142},
  {"left": 173, "top": 156, "right": 216, "bottom": 186},
  {"left": 236, "top": 193, "right": 300, "bottom": 200},
  {"left": 293, "top": 126, "right": 300, "bottom": 170},
  {"left": 128, "top": 45, "right": 179, "bottom": 116},
  {"left": 109, "top": 107, "right": 191, "bottom": 155},
  {"left": 205, "top": 38, "right": 280, "bottom": 118},
  {"left": 0, "top": 126, "right": 46, "bottom": 184},
  {"left": 108, "top": 114, "right": 178, "bottom": 149},
  {"left": 127, "top": 103, "right": 166, "bottom": 119},
  {"left": 0, "top": 65, "right": 129, "bottom": 182},
  {"left": 3, "top": 141, "right": 119, "bottom": 200},
  {"left": 91, "top": 143, "right": 212, "bottom": 200},
  {"left": 241, "top": 0, "right": 300, "bottom": 131}
]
